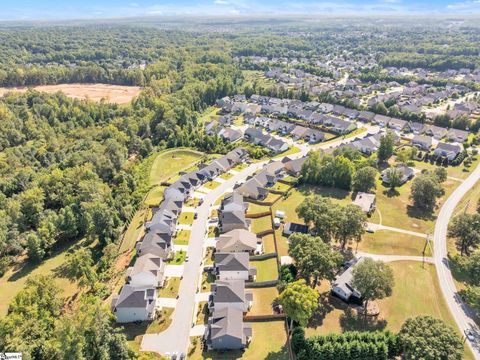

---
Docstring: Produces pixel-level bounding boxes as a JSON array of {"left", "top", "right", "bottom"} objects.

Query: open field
[
  {"left": 0, "top": 241, "right": 82, "bottom": 316},
  {"left": 189, "top": 320, "right": 288, "bottom": 360},
  {"left": 355, "top": 230, "right": 432, "bottom": 257},
  {"left": 306, "top": 262, "right": 456, "bottom": 336},
  {"left": 0, "top": 83, "right": 142, "bottom": 104},
  {"left": 149, "top": 149, "right": 203, "bottom": 185},
  {"left": 370, "top": 178, "right": 458, "bottom": 233}
]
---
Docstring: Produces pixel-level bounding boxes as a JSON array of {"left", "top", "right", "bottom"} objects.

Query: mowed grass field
[
  {"left": 355, "top": 230, "right": 431, "bottom": 257},
  {"left": 0, "top": 83, "right": 142, "bottom": 104},
  {"left": 0, "top": 242, "right": 81, "bottom": 316},
  {"left": 149, "top": 148, "right": 203, "bottom": 185}
]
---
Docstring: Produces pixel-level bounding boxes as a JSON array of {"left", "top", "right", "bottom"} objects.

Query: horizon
[{"left": 1, "top": 0, "right": 480, "bottom": 21}]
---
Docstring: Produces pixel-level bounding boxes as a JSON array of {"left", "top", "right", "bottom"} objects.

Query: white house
[
  {"left": 111, "top": 285, "right": 157, "bottom": 323},
  {"left": 214, "top": 252, "right": 256, "bottom": 281}
]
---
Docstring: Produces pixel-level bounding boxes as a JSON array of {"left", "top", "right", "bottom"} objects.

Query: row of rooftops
[{"left": 112, "top": 148, "right": 249, "bottom": 323}]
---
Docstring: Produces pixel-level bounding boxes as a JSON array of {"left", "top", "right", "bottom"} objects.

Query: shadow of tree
[
  {"left": 339, "top": 307, "right": 387, "bottom": 332},
  {"left": 382, "top": 188, "right": 399, "bottom": 198},
  {"left": 298, "top": 184, "right": 351, "bottom": 201},
  {"left": 307, "top": 292, "right": 335, "bottom": 329},
  {"left": 406, "top": 204, "right": 436, "bottom": 221}
]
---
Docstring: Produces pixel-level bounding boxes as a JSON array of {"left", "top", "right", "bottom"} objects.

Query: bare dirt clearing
[{"left": 0, "top": 83, "right": 142, "bottom": 104}]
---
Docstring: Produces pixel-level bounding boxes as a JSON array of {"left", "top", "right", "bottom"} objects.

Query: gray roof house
[
  {"left": 447, "top": 128, "right": 469, "bottom": 143},
  {"left": 214, "top": 252, "right": 256, "bottom": 281},
  {"left": 388, "top": 118, "right": 408, "bottom": 131},
  {"left": 381, "top": 165, "right": 415, "bottom": 185},
  {"left": 411, "top": 135, "right": 433, "bottom": 150},
  {"left": 283, "top": 156, "right": 307, "bottom": 176},
  {"left": 218, "top": 127, "right": 243, "bottom": 143},
  {"left": 111, "top": 285, "right": 157, "bottom": 323},
  {"left": 126, "top": 253, "right": 165, "bottom": 288},
  {"left": 434, "top": 142, "right": 462, "bottom": 161},
  {"left": 207, "top": 307, "right": 252, "bottom": 350},
  {"left": 425, "top": 125, "right": 448, "bottom": 139},
  {"left": 373, "top": 114, "right": 391, "bottom": 127},
  {"left": 406, "top": 122, "right": 426, "bottom": 135},
  {"left": 136, "top": 230, "right": 172, "bottom": 260},
  {"left": 209, "top": 280, "right": 253, "bottom": 313},
  {"left": 324, "top": 117, "right": 357, "bottom": 134},
  {"left": 352, "top": 192, "right": 376, "bottom": 215},
  {"left": 216, "top": 229, "right": 262, "bottom": 254},
  {"left": 358, "top": 111, "right": 375, "bottom": 123}
]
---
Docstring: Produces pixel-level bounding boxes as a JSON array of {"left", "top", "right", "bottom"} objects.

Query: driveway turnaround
[
  {"left": 434, "top": 163, "right": 480, "bottom": 359},
  {"left": 141, "top": 126, "right": 379, "bottom": 356}
]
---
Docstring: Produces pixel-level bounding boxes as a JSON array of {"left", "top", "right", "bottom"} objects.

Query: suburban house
[
  {"left": 381, "top": 165, "right": 415, "bottom": 185},
  {"left": 447, "top": 128, "right": 469, "bottom": 143},
  {"left": 209, "top": 280, "right": 253, "bottom": 313},
  {"left": 218, "top": 127, "right": 243, "bottom": 143},
  {"left": 136, "top": 230, "right": 173, "bottom": 260},
  {"left": 219, "top": 208, "right": 249, "bottom": 234},
  {"left": 411, "top": 134, "right": 433, "bottom": 150},
  {"left": 126, "top": 253, "right": 165, "bottom": 288},
  {"left": 388, "top": 118, "right": 408, "bottom": 132},
  {"left": 283, "top": 156, "right": 307, "bottom": 177},
  {"left": 352, "top": 192, "right": 376, "bottom": 215},
  {"left": 373, "top": 114, "right": 391, "bottom": 127},
  {"left": 111, "top": 285, "right": 157, "bottom": 323},
  {"left": 216, "top": 229, "right": 263, "bottom": 254},
  {"left": 244, "top": 127, "right": 289, "bottom": 153},
  {"left": 283, "top": 222, "right": 309, "bottom": 236},
  {"left": 425, "top": 125, "right": 448, "bottom": 139},
  {"left": 434, "top": 142, "right": 462, "bottom": 161},
  {"left": 358, "top": 110, "right": 375, "bottom": 123},
  {"left": 324, "top": 117, "right": 357, "bottom": 134},
  {"left": 214, "top": 252, "right": 256, "bottom": 281},
  {"left": 206, "top": 307, "right": 253, "bottom": 350},
  {"left": 331, "top": 257, "right": 364, "bottom": 305},
  {"left": 236, "top": 177, "right": 269, "bottom": 200},
  {"left": 406, "top": 121, "right": 426, "bottom": 134}
]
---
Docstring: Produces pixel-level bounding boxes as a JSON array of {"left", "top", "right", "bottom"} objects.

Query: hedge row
[{"left": 292, "top": 328, "right": 401, "bottom": 360}]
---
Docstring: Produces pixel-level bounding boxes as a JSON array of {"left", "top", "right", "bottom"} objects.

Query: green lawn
[
  {"left": 204, "top": 247, "right": 215, "bottom": 265},
  {"left": 178, "top": 212, "right": 194, "bottom": 225},
  {"left": 120, "top": 208, "right": 147, "bottom": 253},
  {"left": 144, "top": 186, "right": 165, "bottom": 207},
  {"left": 200, "top": 271, "right": 215, "bottom": 292},
  {"left": 413, "top": 156, "right": 480, "bottom": 180},
  {"left": 174, "top": 230, "right": 191, "bottom": 245},
  {"left": 168, "top": 250, "right": 186, "bottom": 265},
  {"left": 246, "top": 202, "right": 270, "bottom": 215},
  {"left": 158, "top": 277, "right": 181, "bottom": 298},
  {"left": 208, "top": 226, "right": 219, "bottom": 238},
  {"left": 247, "top": 286, "right": 278, "bottom": 315},
  {"left": 203, "top": 180, "right": 221, "bottom": 190},
  {"left": 185, "top": 197, "right": 201, "bottom": 207},
  {"left": 262, "top": 234, "right": 276, "bottom": 254},
  {"left": 149, "top": 148, "right": 203, "bottom": 185},
  {"left": 355, "top": 230, "right": 432, "bottom": 257},
  {"left": 271, "top": 182, "right": 291, "bottom": 192},
  {"left": 0, "top": 241, "right": 81, "bottom": 317},
  {"left": 273, "top": 145, "right": 301, "bottom": 159},
  {"left": 146, "top": 307, "right": 174, "bottom": 334},
  {"left": 251, "top": 215, "right": 272, "bottom": 234},
  {"left": 219, "top": 172, "right": 234, "bottom": 180},
  {"left": 306, "top": 262, "right": 458, "bottom": 336},
  {"left": 189, "top": 320, "right": 288, "bottom": 359},
  {"left": 196, "top": 301, "right": 209, "bottom": 325},
  {"left": 264, "top": 192, "right": 282, "bottom": 203},
  {"left": 369, "top": 178, "right": 458, "bottom": 233},
  {"left": 251, "top": 258, "right": 279, "bottom": 282}
]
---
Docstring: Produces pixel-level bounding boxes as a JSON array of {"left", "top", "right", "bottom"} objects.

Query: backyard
[{"left": 250, "top": 258, "right": 279, "bottom": 282}]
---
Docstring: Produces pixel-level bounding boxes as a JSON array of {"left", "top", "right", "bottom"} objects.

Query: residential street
[
  {"left": 434, "top": 162, "right": 480, "bottom": 359},
  {"left": 141, "top": 125, "right": 377, "bottom": 356}
]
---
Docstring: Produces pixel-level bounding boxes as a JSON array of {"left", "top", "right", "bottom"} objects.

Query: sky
[{"left": 0, "top": 0, "right": 480, "bottom": 20}]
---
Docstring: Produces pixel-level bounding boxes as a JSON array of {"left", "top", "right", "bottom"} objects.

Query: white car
[{"left": 465, "top": 329, "right": 476, "bottom": 342}]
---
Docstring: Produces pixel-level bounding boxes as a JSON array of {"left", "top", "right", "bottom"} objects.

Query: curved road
[
  {"left": 141, "top": 125, "right": 379, "bottom": 356},
  {"left": 434, "top": 162, "right": 480, "bottom": 359}
]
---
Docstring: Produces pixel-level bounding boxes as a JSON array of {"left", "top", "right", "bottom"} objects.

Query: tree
[
  {"left": 351, "top": 258, "right": 394, "bottom": 313},
  {"left": 463, "top": 286, "right": 480, "bottom": 312},
  {"left": 288, "top": 233, "right": 343, "bottom": 287},
  {"left": 410, "top": 173, "right": 444, "bottom": 212},
  {"left": 335, "top": 204, "right": 367, "bottom": 250},
  {"left": 63, "top": 248, "right": 97, "bottom": 288},
  {"left": 399, "top": 316, "right": 463, "bottom": 360},
  {"left": 434, "top": 166, "right": 448, "bottom": 183},
  {"left": 385, "top": 167, "right": 404, "bottom": 190},
  {"left": 396, "top": 147, "right": 413, "bottom": 165},
  {"left": 352, "top": 166, "right": 377, "bottom": 193},
  {"left": 296, "top": 196, "right": 339, "bottom": 243},
  {"left": 448, "top": 213, "right": 480, "bottom": 256},
  {"left": 26, "top": 231, "right": 45, "bottom": 263},
  {"left": 278, "top": 279, "right": 319, "bottom": 331},
  {"left": 378, "top": 131, "right": 395, "bottom": 162}
]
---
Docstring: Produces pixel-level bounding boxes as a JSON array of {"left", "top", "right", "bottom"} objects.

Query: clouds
[{"left": 0, "top": 0, "right": 479, "bottom": 20}]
